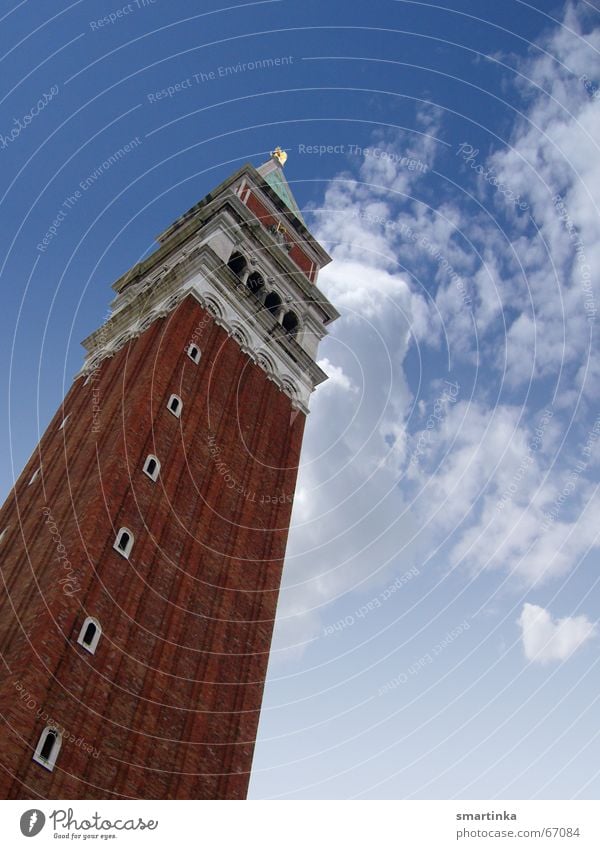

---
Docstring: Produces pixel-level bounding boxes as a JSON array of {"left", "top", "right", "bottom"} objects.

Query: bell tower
[{"left": 0, "top": 150, "right": 338, "bottom": 799}]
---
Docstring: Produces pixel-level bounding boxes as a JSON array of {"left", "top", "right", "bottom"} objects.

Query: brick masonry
[{"left": 0, "top": 294, "right": 305, "bottom": 799}]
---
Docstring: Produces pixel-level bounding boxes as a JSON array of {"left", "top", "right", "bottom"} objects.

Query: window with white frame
[
  {"left": 33, "top": 726, "right": 62, "bottom": 772},
  {"left": 187, "top": 344, "right": 201, "bottom": 364},
  {"left": 167, "top": 395, "right": 182, "bottom": 417},
  {"left": 113, "top": 527, "right": 134, "bottom": 558},
  {"left": 77, "top": 617, "right": 102, "bottom": 654},
  {"left": 143, "top": 455, "right": 160, "bottom": 481}
]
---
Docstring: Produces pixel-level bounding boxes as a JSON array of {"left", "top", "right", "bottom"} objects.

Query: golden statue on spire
[{"left": 272, "top": 146, "right": 288, "bottom": 166}]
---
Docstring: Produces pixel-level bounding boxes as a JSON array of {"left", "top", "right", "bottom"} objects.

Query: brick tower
[{"left": 0, "top": 149, "right": 338, "bottom": 799}]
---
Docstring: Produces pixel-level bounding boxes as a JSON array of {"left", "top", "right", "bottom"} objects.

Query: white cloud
[
  {"left": 482, "top": 3, "right": 600, "bottom": 388},
  {"left": 316, "top": 358, "right": 358, "bottom": 394},
  {"left": 273, "top": 6, "right": 600, "bottom": 660},
  {"left": 518, "top": 603, "right": 596, "bottom": 664}
]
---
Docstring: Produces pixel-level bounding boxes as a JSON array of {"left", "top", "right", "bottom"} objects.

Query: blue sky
[{"left": 1, "top": 0, "right": 600, "bottom": 799}]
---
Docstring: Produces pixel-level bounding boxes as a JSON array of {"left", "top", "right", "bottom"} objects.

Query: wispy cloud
[{"left": 274, "top": 5, "right": 600, "bottom": 662}]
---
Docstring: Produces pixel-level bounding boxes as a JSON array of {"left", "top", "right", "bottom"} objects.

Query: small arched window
[
  {"left": 246, "top": 271, "right": 264, "bottom": 295},
  {"left": 77, "top": 617, "right": 102, "bottom": 655},
  {"left": 264, "top": 291, "right": 282, "bottom": 318},
  {"left": 167, "top": 394, "right": 182, "bottom": 417},
  {"left": 143, "top": 454, "right": 161, "bottom": 481},
  {"left": 33, "top": 726, "right": 62, "bottom": 772},
  {"left": 114, "top": 527, "right": 134, "bottom": 558},
  {"left": 187, "top": 344, "right": 201, "bottom": 364},
  {"left": 282, "top": 379, "right": 298, "bottom": 399},
  {"left": 282, "top": 311, "right": 299, "bottom": 337},
  {"left": 227, "top": 251, "right": 247, "bottom": 278}
]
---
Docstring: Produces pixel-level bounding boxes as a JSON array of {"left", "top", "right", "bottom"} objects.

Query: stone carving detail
[{"left": 81, "top": 268, "right": 312, "bottom": 413}]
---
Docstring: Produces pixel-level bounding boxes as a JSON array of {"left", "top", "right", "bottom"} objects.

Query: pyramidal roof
[{"left": 256, "top": 149, "right": 306, "bottom": 225}]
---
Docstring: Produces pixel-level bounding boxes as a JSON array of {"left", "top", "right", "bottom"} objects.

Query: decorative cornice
[
  {"left": 109, "top": 194, "right": 339, "bottom": 327},
  {"left": 79, "top": 244, "right": 319, "bottom": 414}
]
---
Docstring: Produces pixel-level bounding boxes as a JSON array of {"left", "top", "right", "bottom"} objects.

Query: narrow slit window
[
  {"left": 167, "top": 395, "right": 182, "bottom": 417},
  {"left": 28, "top": 468, "right": 40, "bottom": 486},
  {"left": 33, "top": 727, "right": 61, "bottom": 772},
  {"left": 59, "top": 414, "right": 70, "bottom": 430},
  {"left": 114, "top": 527, "right": 134, "bottom": 558},
  {"left": 187, "top": 344, "right": 201, "bottom": 364},
  {"left": 143, "top": 455, "right": 160, "bottom": 481},
  {"left": 77, "top": 617, "right": 102, "bottom": 654}
]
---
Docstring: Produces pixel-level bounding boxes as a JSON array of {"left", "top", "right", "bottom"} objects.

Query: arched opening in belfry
[
  {"left": 227, "top": 251, "right": 247, "bottom": 278},
  {"left": 246, "top": 272, "right": 264, "bottom": 296},
  {"left": 264, "top": 291, "right": 282, "bottom": 318},
  {"left": 282, "top": 311, "right": 299, "bottom": 337}
]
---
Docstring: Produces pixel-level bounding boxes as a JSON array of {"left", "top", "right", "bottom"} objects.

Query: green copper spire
[{"left": 257, "top": 148, "right": 306, "bottom": 225}]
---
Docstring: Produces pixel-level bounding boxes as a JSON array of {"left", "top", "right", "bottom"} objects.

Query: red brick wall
[
  {"left": 244, "top": 191, "right": 315, "bottom": 281},
  {"left": 0, "top": 294, "right": 305, "bottom": 799}
]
